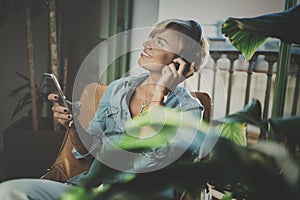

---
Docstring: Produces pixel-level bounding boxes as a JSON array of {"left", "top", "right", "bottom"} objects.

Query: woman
[{"left": 0, "top": 19, "right": 209, "bottom": 200}]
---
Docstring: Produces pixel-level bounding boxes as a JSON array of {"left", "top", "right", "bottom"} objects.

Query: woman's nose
[{"left": 143, "top": 39, "right": 152, "bottom": 49}]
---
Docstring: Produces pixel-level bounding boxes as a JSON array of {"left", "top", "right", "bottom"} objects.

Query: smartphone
[
  {"left": 173, "top": 55, "right": 191, "bottom": 73},
  {"left": 43, "top": 73, "right": 71, "bottom": 112}
]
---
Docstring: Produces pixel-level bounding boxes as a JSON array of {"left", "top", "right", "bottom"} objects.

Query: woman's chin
[{"left": 141, "top": 63, "right": 165, "bottom": 71}]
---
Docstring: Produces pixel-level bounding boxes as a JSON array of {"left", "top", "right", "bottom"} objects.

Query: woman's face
[{"left": 138, "top": 29, "right": 181, "bottom": 72}]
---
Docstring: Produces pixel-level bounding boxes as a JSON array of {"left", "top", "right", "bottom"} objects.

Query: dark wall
[
  {"left": 0, "top": 0, "right": 103, "bottom": 150},
  {"left": 57, "top": 0, "right": 102, "bottom": 98},
  {"left": 0, "top": 0, "right": 50, "bottom": 142}
]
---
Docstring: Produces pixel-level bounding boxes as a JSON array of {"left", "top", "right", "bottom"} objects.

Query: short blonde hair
[{"left": 150, "top": 19, "right": 209, "bottom": 71}]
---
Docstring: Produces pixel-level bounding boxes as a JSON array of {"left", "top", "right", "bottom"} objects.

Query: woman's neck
[{"left": 147, "top": 71, "right": 162, "bottom": 84}]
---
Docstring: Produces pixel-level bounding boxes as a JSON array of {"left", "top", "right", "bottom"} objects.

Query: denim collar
[{"left": 124, "top": 72, "right": 149, "bottom": 89}]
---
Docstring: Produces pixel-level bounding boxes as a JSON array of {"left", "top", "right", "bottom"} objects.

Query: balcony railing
[{"left": 185, "top": 39, "right": 300, "bottom": 121}]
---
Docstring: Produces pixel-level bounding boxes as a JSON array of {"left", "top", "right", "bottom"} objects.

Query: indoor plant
[
  {"left": 59, "top": 101, "right": 300, "bottom": 200},
  {"left": 3, "top": 71, "right": 65, "bottom": 180},
  {"left": 1, "top": 0, "right": 64, "bottom": 181}
]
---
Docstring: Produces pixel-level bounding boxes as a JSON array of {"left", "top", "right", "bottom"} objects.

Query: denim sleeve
[
  {"left": 182, "top": 96, "right": 204, "bottom": 121},
  {"left": 172, "top": 87, "right": 204, "bottom": 121},
  {"left": 86, "top": 83, "right": 115, "bottom": 135}
]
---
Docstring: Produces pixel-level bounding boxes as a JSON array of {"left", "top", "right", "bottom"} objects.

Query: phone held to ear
[
  {"left": 173, "top": 55, "right": 191, "bottom": 74},
  {"left": 43, "top": 73, "right": 72, "bottom": 113}
]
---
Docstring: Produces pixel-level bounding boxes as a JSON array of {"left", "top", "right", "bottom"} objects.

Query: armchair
[{"left": 41, "top": 83, "right": 212, "bottom": 183}]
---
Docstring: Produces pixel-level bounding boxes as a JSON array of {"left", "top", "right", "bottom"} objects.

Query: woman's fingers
[
  {"left": 172, "top": 57, "right": 187, "bottom": 75},
  {"left": 52, "top": 108, "right": 71, "bottom": 119},
  {"left": 52, "top": 103, "right": 72, "bottom": 120},
  {"left": 159, "top": 58, "right": 195, "bottom": 95},
  {"left": 167, "top": 63, "right": 179, "bottom": 74},
  {"left": 48, "top": 93, "right": 59, "bottom": 102},
  {"left": 48, "top": 92, "right": 72, "bottom": 128},
  {"left": 52, "top": 106, "right": 72, "bottom": 128},
  {"left": 185, "top": 62, "right": 195, "bottom": 78},
  {"left": 172, "top": 58, "right": 195, "bottom": 76},
  {"left": 52, "top": 103, "right": 69, "bottom": 113}
]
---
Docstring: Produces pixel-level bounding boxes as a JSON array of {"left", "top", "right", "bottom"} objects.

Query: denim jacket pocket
[
  {"left": 105, "top": 107, "right": 122, "bottom": 134},
  {"left": 105, "top": 107, "right": 119, "bottom": 117}
]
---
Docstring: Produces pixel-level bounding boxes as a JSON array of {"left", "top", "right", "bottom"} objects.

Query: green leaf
[
  {"left": 125, "top": 106, "right": 205, "bottom": 133},
  {"left": 60, "top": 187, "right": 95, "bottom": 200},
  {"left": 221, "top": 192, "right": 233, "bottom": 200},
  {"left": 216, "top": 99, "right": 268, "bottom": 132},
  {"left": 222, "top": 5, "right": 300, "bottom": 61},
  {"left": 91, "top": 138, "right": 299, "bottom": 200},
  {"left": 119, "top": 105, "right": 252, "bottom": 152},
  {"left": 222, "top": 18, "right": 267, "bottom": 61},
  {"left": 113, "top": 106, "right": 212, "bottom": 154},
  {"left": 119, "top": 106, "right": 209, "bottom": 150},
  {"left": 219, "top": 123, "right": 247, "bottom": 147},
  {"left": 118, "top": 126, "right": 178, "bottom": 151}
]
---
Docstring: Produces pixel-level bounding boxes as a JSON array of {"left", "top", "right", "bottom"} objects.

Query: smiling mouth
[{"left": 141, "top": 51, "right": 152, "bottom": 58}]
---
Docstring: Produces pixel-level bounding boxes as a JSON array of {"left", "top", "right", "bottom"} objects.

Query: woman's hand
[
  {"left": 155, "top": 57, "right": 195, "bottom": 97},
  {"left": 48, "top": 93, "right": 73, "bottom": 129}
]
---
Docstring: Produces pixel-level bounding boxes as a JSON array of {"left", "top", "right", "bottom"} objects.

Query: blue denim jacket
[
  {"left": 68, "top": 73, "right": 204, "bottom": 184},
  {"left": 86, "top": 73, "right": 203, "bottom": 135}
]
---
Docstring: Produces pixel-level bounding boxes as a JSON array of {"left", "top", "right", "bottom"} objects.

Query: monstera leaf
[
  {"left": 221, "top": 19, "right": 267, "bottom": 61},
  {"left": 222, "top": 4, "right": 300, "bottom": 61},
  {"left": 216, "top": 99, "right": 268, "bottom": 132},
  {"left": 219, "top": 122, "right": 247, "bottom": 147}
]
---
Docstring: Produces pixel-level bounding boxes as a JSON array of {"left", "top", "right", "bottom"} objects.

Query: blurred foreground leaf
[
  {"left": 61, "top": 187, "right": 95, "bottom": 200},
  {"left": 88, "top": 139, "right": 300, "bottom": 200},
  {"left": 119, "top": 106, "right": 209, "bottom": 150},
  {"left": 61, "top": 101, "right": 300, "bottom": 200}
]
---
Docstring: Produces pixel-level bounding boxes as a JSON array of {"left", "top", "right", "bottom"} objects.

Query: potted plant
[
  {"left": 0, "top": 0, "right": 64, "bottom": 181},
  {"left": 7, "top": 71, "right": 49, "bottom": 126},
  {"left": 221, "top": 3, "right": 300, "bottom": 127},
  {"left": 2, "top": 71, "right": 65, "bottom": 180}
]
